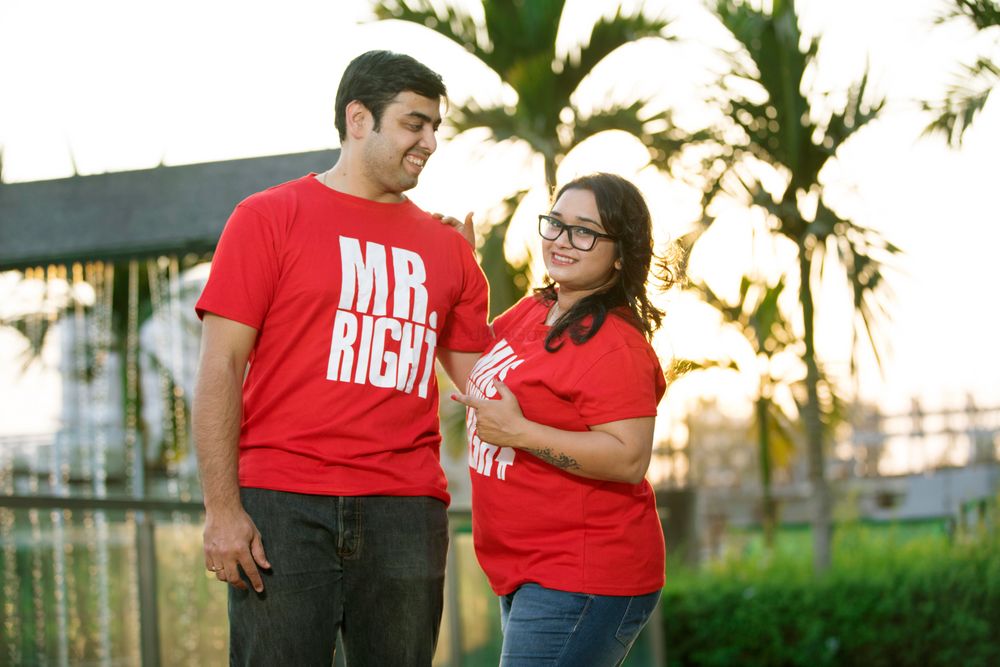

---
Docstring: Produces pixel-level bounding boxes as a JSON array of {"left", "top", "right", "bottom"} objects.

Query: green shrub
[{"left": 662, "top": 525, "right": 1000, "bottom": 666}]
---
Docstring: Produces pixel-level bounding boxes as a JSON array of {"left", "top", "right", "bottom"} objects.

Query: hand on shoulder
[{"left": 432, "top": 211, "right": 476, "bottom": 248}]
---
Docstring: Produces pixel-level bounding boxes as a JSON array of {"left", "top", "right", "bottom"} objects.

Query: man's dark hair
[{"left": 334, "top": 50, "right": 447, "bottom": 141}]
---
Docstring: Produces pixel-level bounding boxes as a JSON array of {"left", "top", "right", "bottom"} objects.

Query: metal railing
[{"left": 0, "top": 492, "right": 665, "bottom": 666}]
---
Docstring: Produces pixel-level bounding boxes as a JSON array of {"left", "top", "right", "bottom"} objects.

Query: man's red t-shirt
[
  {"left": 467, "top": 295, "right": 666, "bottom": 596},
  {"left": 196, "top": 174, "right": 490, "bottom": 504}
]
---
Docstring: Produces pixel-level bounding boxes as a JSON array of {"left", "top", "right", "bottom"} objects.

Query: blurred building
[{"left": 652, "top": 395, "right": 1000, "bottom": 560}]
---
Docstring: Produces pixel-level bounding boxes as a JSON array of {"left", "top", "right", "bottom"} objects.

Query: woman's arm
[{"left": 452, "top": 379, "right": 655, "bottom": 484}]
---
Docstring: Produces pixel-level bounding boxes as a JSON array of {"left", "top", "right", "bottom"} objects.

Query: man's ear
[{"left": 345, "top": 100, "right": 371, "bottom": 140}]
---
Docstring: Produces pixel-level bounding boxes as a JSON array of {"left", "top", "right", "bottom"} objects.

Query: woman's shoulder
[
  {"left": 590, "top": 309, "right": 653, "bottom": 351},
  {"left": 494, "top": 294, "right": 546, "bottom": 329},
  {"left": 572, "top": 314, "right": 665, "bottom": 397}
]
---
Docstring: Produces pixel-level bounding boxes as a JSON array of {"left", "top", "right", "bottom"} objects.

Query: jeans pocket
[{"left": 613, "top": 590, "right": 661, "bottom": 648}]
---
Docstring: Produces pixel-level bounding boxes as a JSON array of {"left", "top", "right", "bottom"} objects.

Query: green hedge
[{"left": 662, "top": 527, "right": 1000, "bottom": 666}]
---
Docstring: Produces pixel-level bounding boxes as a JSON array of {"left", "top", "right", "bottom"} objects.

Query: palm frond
[
  {"left": 723, "top": 96, "right": 785, "bottom": 166},
  {"left": 370, "top": 0, "right": 488, "bottom": 63},
  {"left": 730, "top": 166, "right": 802, "bottom": 238},
  {"left": 665, "top": 357, "right": 740, "bottom": 384},
  {"left": 555, "top": 8, "right": 672, "bottom": 100},
  {"left": 644, "top": 114, "right": 717, "bottom": 172},
  {"left": 936, "top": 0, "right": 1000, "bottom": 30},
  {"left": 447, "top": 102, "right": 519, "bottom": 140},
  {"left": 687, "top": 279, "right": 745, "bottom": 330},
  {"left": 688, "top": 275, "right": 795, "bottom": 359},
  {"left": 813, "top": 201, "right": 902, "bottom": 376},
  {"left": 479, "top": 0, "right": 564, "bottom": 74},
  {"left": 750, "top": 278, "right": 796, "bottom": 353},
  {"left": 714, "top": 0, "right": 813, "bottom": 177},
  {"left": 502, "top": 53, "right": 565, "bottom": 133},
  {"left": 570, "top": 101, "right": 695, "bottom": 168},
  {"left": 818, "top": 68, "right": 886, "bottom": 166},
  {"left": 570, "top": 100, "right": 648, "bottom": 145},
  {"left": 922, "top": 57, "right": 1000, "bottom": 147},
  {"left": 2, "top": 314, "right": 54, "bottom": 371}
]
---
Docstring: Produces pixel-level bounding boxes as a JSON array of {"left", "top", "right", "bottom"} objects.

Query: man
[{"left": 193, "top": 50, "right": 489, "bottom": 666}]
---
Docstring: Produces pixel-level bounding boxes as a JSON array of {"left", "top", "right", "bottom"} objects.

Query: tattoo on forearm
[{"left": 530, "top": 448, "right": 581, "bottom": 470}]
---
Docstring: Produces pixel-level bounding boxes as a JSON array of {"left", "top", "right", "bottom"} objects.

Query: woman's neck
[
  {"left": 551, "top": 276, "right": 617, "bottom": 315},
  {"left": 547, "top": 287, "right": 590, "bottom": 325}
]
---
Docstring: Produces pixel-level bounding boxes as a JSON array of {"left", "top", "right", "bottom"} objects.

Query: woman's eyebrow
[{"left": 548, "top": 210, "right": 602, "bottom": 228}]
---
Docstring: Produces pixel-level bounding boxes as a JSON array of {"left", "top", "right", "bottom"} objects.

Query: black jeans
[{"left": 229, "top": 489, "right": 449, "bottom": 666}]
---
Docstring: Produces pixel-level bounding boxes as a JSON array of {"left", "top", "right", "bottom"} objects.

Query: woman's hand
[
  {"left": 455, "top": 379, "right": 655, "bottom": 484},
  {"left": 432, "top": 211, "right": 475, "bottom": 248},
  {"left": 451, "top": 379, "right": 525, "bottom": 447}
]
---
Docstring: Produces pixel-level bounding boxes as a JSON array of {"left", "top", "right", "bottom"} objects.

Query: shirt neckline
[{"left": 305, "top": 173, "right": 415, "bottom": 209}]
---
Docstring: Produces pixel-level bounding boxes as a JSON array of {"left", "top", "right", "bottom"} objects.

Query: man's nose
[{"left": 420, "top": 125, "right": 437, "bottom": 154}]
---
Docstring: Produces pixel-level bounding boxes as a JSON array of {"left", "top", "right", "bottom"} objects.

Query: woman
[{"left": 451, "top": 173, "right": 679, "bottom": 666}]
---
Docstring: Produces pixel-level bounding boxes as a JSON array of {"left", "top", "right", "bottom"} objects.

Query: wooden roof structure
[{"left": 0, "top": 149, "right": 339, "bottom": 270}]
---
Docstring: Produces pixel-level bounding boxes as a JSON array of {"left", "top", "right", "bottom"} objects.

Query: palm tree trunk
[
  {"left": 756, "top": 394, "right": 776, "bottom": 549},
  {"left": 544, "top": 153, "right": 557, "bottom": 191},
  {"left": 798, "top": 243, "right": 832, "bottom": 572}
]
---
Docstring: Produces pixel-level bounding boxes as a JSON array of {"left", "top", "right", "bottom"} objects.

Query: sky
[{"left": 1, "top": 0, "right": 999, "bottom": 444}]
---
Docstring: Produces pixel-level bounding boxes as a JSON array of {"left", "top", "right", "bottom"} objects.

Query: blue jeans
[
  {"left": 499, "top": 583, "right": 661, "bottom": 666},
  {"left": 228, "top": 489, "right": 449, "bottom": 666}
]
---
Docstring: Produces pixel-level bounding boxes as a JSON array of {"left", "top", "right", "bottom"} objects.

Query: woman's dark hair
[
  {"left": 535, "top": 172, "right": 683, "bottom": 352},
  {"left": 334, "top": 50, "right": 447, "bottom": 141}
]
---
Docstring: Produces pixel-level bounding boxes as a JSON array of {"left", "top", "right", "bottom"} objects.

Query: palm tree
[
  {"left": 923, "top": 0, "right": 1000, "bottom": 147},
  {"left": 689, "top": 276, "right": 800, "bottom": 548},
  {"left": 699, "top": 0, "right": 900, "bottom": 571},
  {"left": 370, "top": 0, "right": 693, "bottom": 314}
]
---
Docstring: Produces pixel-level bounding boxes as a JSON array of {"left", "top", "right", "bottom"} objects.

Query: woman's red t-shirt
[{"left": 467, "top": 295, "right": 666, "bottom": 596}]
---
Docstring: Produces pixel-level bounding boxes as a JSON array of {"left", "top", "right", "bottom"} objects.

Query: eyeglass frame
[{"left": 537, "top": 214, "right": 617, "bottom": 252}]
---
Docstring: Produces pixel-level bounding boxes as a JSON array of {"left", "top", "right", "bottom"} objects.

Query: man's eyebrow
[{"left": 404, "top": 111, "right": 440, "bottom": 126}]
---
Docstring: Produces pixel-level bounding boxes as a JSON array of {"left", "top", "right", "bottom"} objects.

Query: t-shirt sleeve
[
  {"left": 195, "top": 203, "right": 281, "bottom": 329},
  {"left": 570, "top": 343, "right": 666, "bottom": 425},
  {"left": 491, "top": 296, "right": 533, "bottom": 340},
  {"left": 437, "top": 238, "right": 491, "bottom": 352}
]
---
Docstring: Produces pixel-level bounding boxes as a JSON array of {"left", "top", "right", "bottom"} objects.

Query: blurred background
[{"left": 1, "top": 0, "right": 998, "bottom": 665}]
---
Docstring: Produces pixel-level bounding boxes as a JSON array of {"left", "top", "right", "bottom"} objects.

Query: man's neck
[{"left": 319, "top": 158, "right": 406, "bottom": 204}]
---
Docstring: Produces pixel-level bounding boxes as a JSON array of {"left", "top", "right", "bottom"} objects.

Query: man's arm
[
  {"left": 435, "top": 211, "right": 487, "bottom": 392},
  {"left": 192, "top": 313, "right": 270, "bottom": 592},
  {"left": 436, "top": 348, "right": 483, "bottom": 392}
]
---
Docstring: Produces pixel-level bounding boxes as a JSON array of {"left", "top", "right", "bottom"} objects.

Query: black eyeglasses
[{"left": 537, "top": 214, "right": 616, "bottom": 252}]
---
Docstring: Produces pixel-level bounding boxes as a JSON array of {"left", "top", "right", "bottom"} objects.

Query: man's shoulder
[
  {"left": 399, "top": 202, "right": 474, "bottom": 245},
  {"left": 238, "top": 174, "right": 312, "bottom": 210}
]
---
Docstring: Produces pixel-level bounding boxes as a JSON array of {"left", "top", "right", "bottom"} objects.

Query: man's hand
[{"left": 203, "top": 505, "right": 271, "bottom": 592}]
